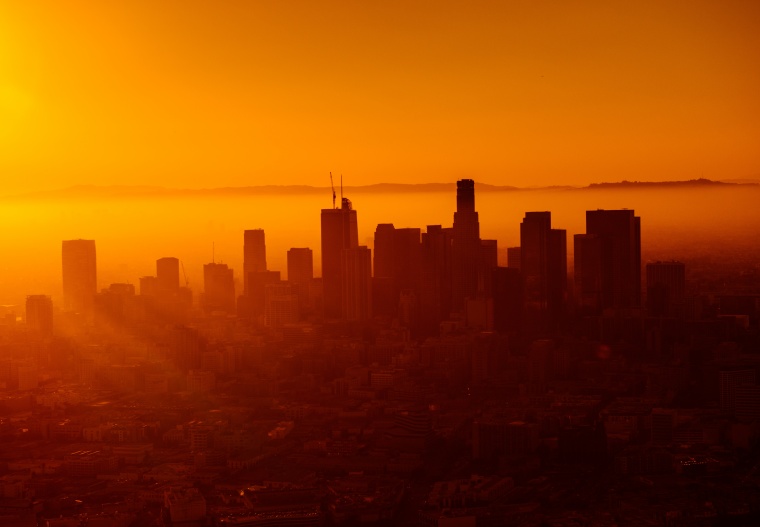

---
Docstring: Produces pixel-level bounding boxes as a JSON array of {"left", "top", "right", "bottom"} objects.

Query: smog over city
[{"left": 1, "top": 2, "right": 759, "bottom": 526}]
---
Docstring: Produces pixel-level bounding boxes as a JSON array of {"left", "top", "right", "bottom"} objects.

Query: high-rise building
[
  {"left": 243, "top": 270, "right": 280, "bottom": 320},
  {"left": 157, "top": 257, "right": 180, "bottom": 294},
  {"left": 202, "top": 263, "right": 235, "bottom": 314},
  {"left": 264, "top": 282, "right": 299, "bottom": 328},
  {"left": 243, "top": 229, "right": 267, "bottom": 295},
  {"left": 575, "top": 209, "right": 641, "bottom": 313},
  {"left": 62, "top": 239, "right": 97, "bottom": 313},
  {"left": 287, "top": 248, "right": 313, "bottom": 284},
  {"left": 419, "top": 225, "right": 453, "bottom": 334},
  {"left": 492, "top": 267, "right": 523, "bottom": 335},
  {"left": 520, "top": 212, "right": 566, "bottom": 330},
  {"left": 287, "top": 248, "right": 314, "bottom": 317},
  {"left": 342, "top": 246, "right": 372, "bottom": 321},
  {"left": 480, "top": 239, "right": 498, "bottom": 297},
  {"left": 507, "top": 247, "right": 522, "bottom": 270},
  {"left": 646, "top": 261, "right": 686, "bottom": 318},
  {"left": 573, "top": 233, "right": 602, "bottom": 313},
  {"left": 26, "top": 295, "right": 53, "bottom": 335},
  {"left": 451, "top": 179, "right": 481, "bottom": 311},
  {"left": 321, "top": 197, "right": 358, "bottom": 319},
  {"left": 373, "top": 223, "right": 398, "bottom": 317}
]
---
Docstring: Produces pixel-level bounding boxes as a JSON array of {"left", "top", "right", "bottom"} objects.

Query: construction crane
[
  {"left": 180, "top": 261, "right": 189, "bottom": 287},
  {"left": 330, "top": 172, "right": 336, "bottom": 209}
]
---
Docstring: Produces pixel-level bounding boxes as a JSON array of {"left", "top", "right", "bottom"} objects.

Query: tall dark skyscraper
[
  {"left": 419, "top": 225, "right": 453, "bottom": 333},
  {"left": 62, "top": 239, "right": 97, "bottom": 313},
  {"left": 373, "top": 223, "right": 397, "bottom": 317},
  {"left": 287, "top": 248, "right": 313, "bottom": 317},
  {"left": 342, "top": 246, "right": 372, "bottom": 321},
  {"left": 520, "top": 212, "right": 567, "bottom": 330},
  {"left": 451, "top": 179, "right": 481, "bottom": 311},
  {"left": 243, "top": 229, "right": 267, "bottom": 294},
  {"left": 321, "top": 197, "right": 358, "bottom": 319},
  {"left": 575, "top": 209, "right": 641, "bottom": 313}
]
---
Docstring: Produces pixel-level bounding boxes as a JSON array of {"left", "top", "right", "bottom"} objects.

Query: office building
[
  {"left": 342, "top": 246, "right": 372, "bottom": 321},
  {"left": 287, "top": 248, "right": 313, "bottom": 284},
  {"left": 451, "top": 179, "right": 481, "bottom": 311},
  {"left": 646, "top": 261, "right": 686, "bottom": 318},
  {"left": 62, "top": 239, "right": 97, "bottom": 313},
  {"left": 264, "top": 282, "right": 299, "bottom": 328},
  {"left": 203, "top": 263, "right": 235, "bottom": 314},
  {"left": 243, "top": 229, "right": 267, "bottom": 294},
  {"left": 492, "top": 267, "right": 523, "bottom": 335},
  {"left": 287, "top": 247, "right": 314, "bottom": 317},
  {"left": 321, "top": 197, "right": 358, "bottom": 319},
  {"left": 575, "top": 209, "right": 641, "bottom": 313},
  {"left": 156, "top": 257, "right": 181, "bottom": 294},
  {"left": 520, "top": 212, "right": 566, "bottom": 331},
  {"left": 507, "top": 247, "right": 521, "bottom": 270},
  {"left": 26, "top": 295, "right": 53, "bottom": 335}
]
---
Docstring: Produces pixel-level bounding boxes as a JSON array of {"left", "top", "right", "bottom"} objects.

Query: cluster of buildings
[{"left": 1, "top": 180, "right": 759, "bottom": 526}]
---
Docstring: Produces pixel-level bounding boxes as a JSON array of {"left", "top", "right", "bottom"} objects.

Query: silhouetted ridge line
[
  {"left": 3, "top": 178, "right": 753, "bottom": 200},
  {"left": 583, "top": 178, "right": 741, "bottom": 190}
]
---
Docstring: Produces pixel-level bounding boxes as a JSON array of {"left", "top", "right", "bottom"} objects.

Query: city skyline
[{"left": 2, "top": 2, "right": 760, "bottom": 525}]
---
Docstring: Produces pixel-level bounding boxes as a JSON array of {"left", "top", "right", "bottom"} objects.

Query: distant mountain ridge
[{"left": 3, "top": 178, "right": 754, "bottom": 200}]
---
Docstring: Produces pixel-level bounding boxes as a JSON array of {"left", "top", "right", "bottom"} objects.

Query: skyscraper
[
  {"left": 575, "top": 209, "right": 641, "bottom": 313},
  {"left": 342, "top": 246, "right": 372, "bottom": 321},
  {"left": 646, "top": 261, "right": 685, "bottom": 318},
  {"left": 156, "top": 257, "right": 180, "bottom": 294},
  {"left": 321, "top": 197, "right": 358, "bottom": 319},
  {"left": 243, "top": 229, "right": 267, "bottom": 294},
  {"left": 62, "top": 239, "right": 97, "bottom": 313},
  {"left": 520, "top": 212, "right": 566, "bottom": 331},
  {"left": 203, "top": 262, "right": 235, "bottom": 314},
  {"left": 287, "top": 248, "right": 314, "bottom": 284},
  {"left": 287, "top": 248, "right": 313, "bottom": 318},
  {"left": 419, "top": 225, "right": 453, "bottom": 333},
  {"left": 26, "top": 295, "right": 53, "bottom": 335},
  {"left": 451, "top": 179, "right": 481, "bottom": 311},
  {"left": 372, "top": 223, "right": 397, "bottom": 317}
]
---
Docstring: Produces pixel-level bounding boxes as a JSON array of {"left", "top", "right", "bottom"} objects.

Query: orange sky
[{"left": 1, "top": 0, "right": 759, "bottom": 194}]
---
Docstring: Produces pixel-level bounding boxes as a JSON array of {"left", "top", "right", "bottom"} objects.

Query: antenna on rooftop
[
  {"left": 330, "top": 172, "right": 336, "bottom": 209},
  {"left": 341, "top": 174, "right": 344, "bottom": 203}
]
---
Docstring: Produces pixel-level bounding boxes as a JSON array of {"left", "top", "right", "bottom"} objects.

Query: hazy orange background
[{"left": 2, "top": 0, "right": 759, "bottom": 195}]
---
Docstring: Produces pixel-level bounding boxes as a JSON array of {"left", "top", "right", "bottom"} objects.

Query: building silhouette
[
  {"left": 575, "top": 209, "right": 641, "bottom": 314},
  {"left": 287, "top": 248, "right": 314, "bottom": 285},
  {"left": 507, "top": 246, "right": 521, "bottom": 270},
  {"left": 492, "top": 267, "right": 523, "bottom": 335},
  {"left": 342, "top": 246, "right": 372, "bottom": 321},
  {"left": 287, "top": 247, "right": 314, "bottom": 318},
  {"left": 26, "top": 295, "right": 53, "bottom": 335},
  {"left": 451, "top": 179, "right": 481, "bottom": 312},
  {"left": 62, "top": 239, "right": 97, "bottom": 314},
  {"left": 419, "top": 225, "right": 453, "bottom": 335},
  {"left": 321, "top": 197, "right": 358, "bottom": 319},
  {"left": 372, "top": 223, "right": 398, "bottom": 317},
  {"left": 646, "top": 261, "right": 686, "bottom": 318},
  {"left": 243, "top": 229, "right": 267, "bottom": 295},
  {"left": 157, "top": 257, "right": 180, "bottom": 294},
  {"left": 520, "top": 212, "right": 566, "bottom": 331},
  {"left": 203, "top": 263, "right": 235, "bottom": 314},
  {"left": 264, "top": 282, "right": 299, "bottom": 328}
]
